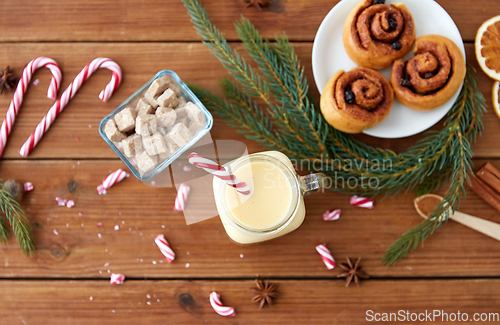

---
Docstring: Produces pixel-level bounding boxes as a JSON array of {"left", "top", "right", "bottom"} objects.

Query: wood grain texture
[
  {"left": 0, "top": 0, "right": 495, "bottom": 42},
  {"left": 1, "top": 279, "right": 500, "bottom": 324},
  {"left": 0, "top": 43, "right": 497, "bottom": 159},
  {"left": 1, "top": 159, "right": 500, "bottom": 278}
]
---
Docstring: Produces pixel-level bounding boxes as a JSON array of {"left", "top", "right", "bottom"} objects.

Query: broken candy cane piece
[
  {"left": 350, "top": 195, "right": 374, "bottom": 209},
  {"left": 66, "top": 200, "right": 75, "bottom": 208},
  {"left": 323, "top": 209, "right": 341, "bottom": 221},
  {"left": 174, "top": 183, "right": 190, "bottom": 211},
  {"left": 154, "top": 234, "right": 175, "bottom": 263},
  {"left": 110, "top": 273, "right": 125, "bottom": 284},
  {"left": 97, "top": 169, "right": 128, "bottom": 194},
  {"left": 316, "top": 244, "right": 336, "bottom": 270},
  {"left": 209, "top": 292, "right": 235, "bottom": 317}
]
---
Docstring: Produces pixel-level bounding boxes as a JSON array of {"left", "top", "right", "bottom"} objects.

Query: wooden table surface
[{"left": 0, "top": 0, "right": 499, "bottom": 324}]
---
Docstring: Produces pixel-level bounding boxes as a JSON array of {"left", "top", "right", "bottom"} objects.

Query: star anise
[
  {"left": 338, "top": 257, "right": 369, "bottom": 287},
  {"left": 250, "top": 276, "right": 278, "bottom": 308},
  {"left": 0, "top": 66, "right": 17, "bottom": 94},
  {"left": 244, "top": 0, "right": 271, "bottom": 10}
]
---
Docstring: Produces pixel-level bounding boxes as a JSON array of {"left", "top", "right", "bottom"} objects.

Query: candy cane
[
  {"left": 316, "top": 244, "right": 336, "bottom": 270},
  {"left": 209, "top": 292, "right": 235, "bottom": 317},
  {"left": 323, "top": 209, "right": 341, "bottom": 221},
  {"left": 174, "top": 183, "right": 190, "bottom": 211},
  {"left": 154, "top": 234, "right": 175, "bottom": 263},
  {"left": 110, "top": 273, "right": 125, "bottom": 284},
  {"left": 350, "top": 195, "right": 374, "bottom": 209},
  {"left": 187, "top": 153, "right": 250, "bottom": 195},
  {"left": 97, "top": 168, "right": 129, "bottom": 195},
  {"left": 19, "top": 58, "right": 122, "bottom": 157},
  {"left": 0, "top": 57, "right": 62, "bottom": 158}
]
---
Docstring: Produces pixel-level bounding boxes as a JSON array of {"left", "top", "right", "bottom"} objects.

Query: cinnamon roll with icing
[
  {"left": 391, "top": 35, "right": 466, "bottom": 111},
  {"left": 320, "top": 67, "right": 394, "bottom": 134},
  {"left": 343, "top": 0, "right": 416, "bottom": 70}
]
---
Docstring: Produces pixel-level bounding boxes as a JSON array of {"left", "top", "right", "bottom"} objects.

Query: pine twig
[
  {"left": 181, "top": 0, "right": 485, "bottom": 266},
  {"left": 0, "top": 182, "right": 35, "bottom": 255}
]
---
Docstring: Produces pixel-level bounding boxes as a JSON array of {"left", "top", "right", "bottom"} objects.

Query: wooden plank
[
  {"left": 1, "top": 159, "right": 500, "bottom": 278},
  {"left": 1, "top": 279, "right": 500, "bottom": 324},
  {"left": 0, "top": 42, "right": 497, "bottom": 160},
  {"left": 0, "top": 0, "right": 494, "bottom": 42}
]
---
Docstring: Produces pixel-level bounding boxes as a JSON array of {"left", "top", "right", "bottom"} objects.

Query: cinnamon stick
[
  {"left": 469, "top": 173, "right": 500, "bottom": 214},
  {"left": 477, "top": 162, "right": 500, "bottom": 194}
]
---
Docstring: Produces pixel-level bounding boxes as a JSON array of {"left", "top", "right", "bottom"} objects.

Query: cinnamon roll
[
  {"left": 320, "top": 67, "right": 394, "bottom": 134},
  {"left": 391, "top": 35, "right": 466, "bottom": 111},
  {"left": 343, "top": 0, "right": 416, "bottom": 70}
]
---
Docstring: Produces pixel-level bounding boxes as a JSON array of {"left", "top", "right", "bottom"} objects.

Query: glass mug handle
[{"left": 298, "top": 173, "right": 328, "bottom": 194}]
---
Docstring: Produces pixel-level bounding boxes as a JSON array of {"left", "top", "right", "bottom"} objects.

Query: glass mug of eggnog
[{"left": 213, "top": 151, "right": 327, "bottom": 244}]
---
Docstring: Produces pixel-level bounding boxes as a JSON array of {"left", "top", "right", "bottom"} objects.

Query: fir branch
[
  {"left": 0, "top": 182, "right": 35, "bottom": 255},
  {"left": 182, "top": 0, "right": 485, "bottom": 265}
]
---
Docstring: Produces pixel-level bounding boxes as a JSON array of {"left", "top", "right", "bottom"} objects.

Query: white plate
[{"left": 312, "top": 0, "right": 466, "bottom": 138}]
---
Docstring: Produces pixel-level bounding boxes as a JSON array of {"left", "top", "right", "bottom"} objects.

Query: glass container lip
[
  {"left": 219, "top": 153, "right": 301, "bottom": 236},
  {"left": 98, "top": 70, "right": 214, "bottom": 181}
]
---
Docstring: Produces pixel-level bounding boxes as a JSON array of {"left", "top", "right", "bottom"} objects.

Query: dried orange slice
[
  {"left": 493, "top": 81, "right": 500, "bottom": 120},
  {"left": 476, "top": 15, "right": 500, "bottom": 81}
]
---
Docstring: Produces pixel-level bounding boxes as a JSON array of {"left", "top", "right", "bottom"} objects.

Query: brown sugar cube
[
  {"left": 174, "top": 105, "right": 188, "bottom": 119},
  {"left": 156, "top": 106, "right": 177, "bottom": 128},
  {"left": 165, "top": 134, "right": 181, "bottom": 154},
  {"left": 157, "top": 88, "right": 178, "bottom": 108},
  {"left": 135, "top": 114, "right": 157, "bottom": 137},
  {"left": 168, "top": 123, "right": 191, "bottom": 147},
  {"left": 122, "top": 134, "right": 143, "bottom": 158},
  {"left": 157, "top": 127, "right": 168, "bottom": 137},
  {"left": 147, "top": 76, "right": 171, "bottom": 98},
  {"left": 188, "top": 121, "right": 204, "bottom": 138},
  {"left": 136, "top": 98, "right": 154, "bottom": 116},
  {"left": 184, "top": 102, "right": 206, "bottom": 124},
  {"left": 136, "top": 151, "right": 158, "bottom": 173},
  {"left": 104, "top": 119, "right": 126, "bottom": 142},
  {"left": 143, "top": 132, "right": 169, "bottom": 155},
  {"left": 177, "top": 96, "right": 187, "bottom": 108},
  {"left": 144, "top": 92, "right": 159, "bottom": 109},
  {"left": 114, "top": 107, "right": 137, "bottom": 132}
]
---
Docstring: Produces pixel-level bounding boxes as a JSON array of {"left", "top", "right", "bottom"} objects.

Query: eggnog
[
  {"left": 213, "top": 151, "right": 325, "bottom": 244},
  {"left": 224, "top": 161, "right": 293, "bottom": 230}
]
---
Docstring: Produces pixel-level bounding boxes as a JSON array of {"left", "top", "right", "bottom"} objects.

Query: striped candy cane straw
[
  {"left": 350, "top": 195, "right": 374, "bottom": 209},
  {"left": 174, "top": 183, "right": 190, "bottom": 211},
  {"left": 209, "top": 292, "right": 235, "bottom": 317},
  {"left": 19, "top": 58, "right": 122, "bottom": 157},
  {"left": 323, "top": 209, "right": 341, "bottom": 221},
  {"left": 0, "top": 57, "right": 62, "bottom": 158},
  {"left": 97, "top": 168, "right": 129, "bottom": 194},
  {"left": 187, "top": 153, "right": 250, "bottom": 195},
  {"left": 154, "top": 234, "right": 175, "bottom": 263},
  {"left": 316, "top": 244, "right": 336, "bottom": 270}
]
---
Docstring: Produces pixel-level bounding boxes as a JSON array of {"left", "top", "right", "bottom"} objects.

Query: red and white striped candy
[
  {"left": 323, "top": 209, "right": 341, "bottom": 221},
  {"left": 174, "top": 183, "right": 190, "bottom": 211},
  {"left": 316, "top": 244, "right": 336, "bottom": 270},
  {"left": 66, "top": 200, "right": 75, "bottom": 208},
  {"left": 209, "top": 292, "right": 235, "bottom": 317},
  {"left": 154, "top": 234, "right": 175, "bottom": 263},
  {"left": 0, "top": 57, "right": 62, "bottom": 158},
  {"left": 188, "top": 153, "right": 250, "bottom": 195},
  {"left": 350, "top": 195, "right": 374, "bottom": 209},
  {"left": 24, "top": 182, "right": 34, "bottom": 192},
  {"left": 19, "top": 58, "right": 122, "bottom": 157},
  {"left": 110, "top": 273, "right": 125, "bottom": 284},
  {"left": 97, "top": 169, "right": 128, "bottom": 194}
]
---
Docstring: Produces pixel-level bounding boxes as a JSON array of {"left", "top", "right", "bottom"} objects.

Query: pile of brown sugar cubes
[{"left": 104, "top": 75, "right": 206, "bottom": 175}]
